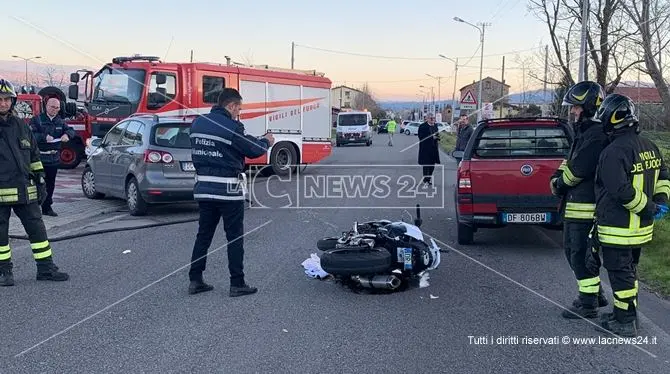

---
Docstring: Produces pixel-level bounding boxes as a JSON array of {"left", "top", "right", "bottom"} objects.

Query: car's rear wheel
[
  {"left": 457, "top": 223, "right": 474, "bottom": 245},
  {"left": 126, "top": 176, "right": 148, "bottom": 216},
  {"left": 405, "top": 129, "right": 411, "bottom": 135}
]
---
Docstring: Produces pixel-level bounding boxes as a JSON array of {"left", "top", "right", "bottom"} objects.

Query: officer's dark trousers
[
  {"left": 564, "top": 221, "right": 601, "bottom": 307},
  {"left": 603, "top": 246, "right": 639, "bottom": 323},
  {"left": 42, "top": 166, "right": 58, "bottom": 211},
  {"left": 189, "top": 200, "right": 245, "bottom": 286},
  {"left": 422, "top": 165, "right": 435, "bottom": 183},
  {"left": 0, "top": 203, "right": 54, "bottom": 266}
]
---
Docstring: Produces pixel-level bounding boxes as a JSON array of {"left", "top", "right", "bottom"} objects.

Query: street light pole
[
  {"left": 11, "top": 55, "right": 42, "bottom": 87},
  {"left": 426, "top": 74, "right": 445, "bottom": 115},
  {"left": 438, "top": 55, "right": 459, "bottom": 125},
  {"left": 578, "top": 0, "right": 589, "bottom": 81},
  {"left": 454, "top": 17, "right": 490, "bottom": 122}
]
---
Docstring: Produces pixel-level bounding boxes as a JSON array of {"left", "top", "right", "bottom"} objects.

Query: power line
[{"left": 294, "top": 43, "right": 543, "bottom": 61}]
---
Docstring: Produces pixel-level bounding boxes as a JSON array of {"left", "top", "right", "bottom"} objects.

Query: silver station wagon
[{"left": 81, "top": 114, "right": 196, "bottom": 215}]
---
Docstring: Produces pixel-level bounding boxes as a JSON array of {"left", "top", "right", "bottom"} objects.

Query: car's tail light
[
  {"left": 144, "top": 149, "right": 174, "bottom": 164},
  {"left": 457, "top": 163, "right": 472, "bottom": 193}
]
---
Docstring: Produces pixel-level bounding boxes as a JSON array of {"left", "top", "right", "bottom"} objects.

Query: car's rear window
[
  {"left": 152, "top": 124, "right": 191, "bottom": 149},
  {"left": 473, "top": 126, "right": 570, "bottom": 158}
]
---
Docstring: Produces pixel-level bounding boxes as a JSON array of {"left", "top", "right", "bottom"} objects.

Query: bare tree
[
  {"left": 528, "top": 0, "right": 642, "bottom": 92},
  {"left": 241, "top": 49, "right": 255, "bottom": 66},
  {"left": 43, "top": 66, "right": 66, "bottom": 88},
  {"left": 352, "top": 83, "right": 385, "bottom": 118},
  {"left": 623, "top": 0, "right": 670, "bottom": 128}
]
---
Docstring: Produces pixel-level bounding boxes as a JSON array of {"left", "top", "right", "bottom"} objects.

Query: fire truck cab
[{"left": 67, "top": 55, "right": 333, "bottom": 176}]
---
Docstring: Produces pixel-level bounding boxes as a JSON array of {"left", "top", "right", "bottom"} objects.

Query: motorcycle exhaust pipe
[{"left": 354, "top": 275, "right": 402, "bottom": 290}]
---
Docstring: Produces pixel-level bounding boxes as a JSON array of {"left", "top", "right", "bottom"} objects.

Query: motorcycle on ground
[{"left": 316, "top": 204, "right": 442, "bottom": 292}]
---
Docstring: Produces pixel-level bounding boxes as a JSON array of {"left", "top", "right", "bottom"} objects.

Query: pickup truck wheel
[
  {"left": 457, "top": 223, "right": 474, "bottom": 245},
  {"left": 320, "top": 248, "right": 392, "bottom": 276}
]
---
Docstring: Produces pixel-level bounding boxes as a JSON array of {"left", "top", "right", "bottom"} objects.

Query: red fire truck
[
  {"left": 15, "top": 86, "right": 87, "bottom": 169},
  {"left": 67, "top": 55, "right": 333, "bottom": 175}
]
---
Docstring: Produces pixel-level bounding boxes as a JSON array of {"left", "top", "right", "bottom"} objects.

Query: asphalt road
[{"left": 2, "top": 132, "right": 670, "bottom": 373}]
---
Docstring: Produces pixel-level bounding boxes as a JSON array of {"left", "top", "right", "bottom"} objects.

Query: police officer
[
  {"left": 30, "top": 97, "right": 77, "bottom": 217},
  {"left": 550, "top": 81, "right": 609, "bottom": 319},
  {"left": 187, "top": 88, "right": 274, "bottom": 297},
  {"left": 590, "top": 93, "right": 669, "bottom": 337},
  {"left": 0, "top": 79, "right": 69, "bottom": 286}
]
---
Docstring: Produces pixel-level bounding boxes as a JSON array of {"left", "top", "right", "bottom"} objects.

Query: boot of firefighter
[
  {"left": 0, "top": 261, "right": 14, "bottom": 287},
  {"left": 36, "top": 259, "right": 69, "bottom": 281},
  {"left": 596, "top": 311, "right": 638, "bottom": 337},
  {"left": 572, "top": 288, "right": 608, "bottom": 308}
]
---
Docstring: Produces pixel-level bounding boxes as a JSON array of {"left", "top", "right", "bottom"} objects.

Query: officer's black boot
[
  {"left": 229, "top": 283, "right": 258, "bottom": 297},
  {"left": 188, "top": 274, "right": 214, "bottom": 295},
  {"left": 0, "top": 262, "right": 14, "bottom": 287},
  {"left": 596, "top": 311, "right": 638, "bottom": 337},
  {"left": 36, "top": 259, "right": 69, "bottom": 281}
]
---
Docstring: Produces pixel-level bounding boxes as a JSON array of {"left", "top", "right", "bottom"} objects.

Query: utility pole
[
  {"left": 578, "top": 0, "right": 589, "bottom": 81},
  {"left": 500, "top": 56, "right": 505, "bottom": 117},
  {"left": 291, "top": 42, "right": 295, "bottom": 69},
  {"left": 190, "top": 50, "right": 193, "bottom": 63},
  {"left": 477, "top": 22, "right": 491, "bottom": 121},
  {"left": 543, "top": 45, "right": 548, "bottom": 111}
]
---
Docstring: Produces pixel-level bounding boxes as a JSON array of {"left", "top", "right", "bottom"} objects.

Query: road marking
[
  {"left": 14, "top": 220, "right": 274, "bottom": 358},
  {"left": 424, "top": 231, "right": 660, "bottom": 359}
]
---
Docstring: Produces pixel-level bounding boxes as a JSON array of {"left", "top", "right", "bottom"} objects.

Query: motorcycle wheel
[
  {"left": 317, "top": 238, "right": 340, "bottom": 251},
  {"left": 321, "top": 247, "right": 393, "bottom": 276}
]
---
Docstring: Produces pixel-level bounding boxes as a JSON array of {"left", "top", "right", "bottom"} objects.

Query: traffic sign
[{"left": 460, "top": 90, "right": 477, "bottom": 110}]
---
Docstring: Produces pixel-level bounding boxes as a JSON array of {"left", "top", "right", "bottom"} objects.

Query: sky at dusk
[{"left": 6, "top": 0, "right": 553, "bottom": 101}]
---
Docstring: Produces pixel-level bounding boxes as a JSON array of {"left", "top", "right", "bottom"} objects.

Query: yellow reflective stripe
[
  {"left": 565, "top": 202, "right": 595, "bottom": 219},
  {"left": 578, "top": 276, "right": 601, "bottom": 294},
  {"left": 561, "top": 166, "right": 583, "bottom": 186},
  {"left": 623, "top": 177, "right": 647, "bottom": 215},
  {"left": 558, "top": 159, "right": 567, "bottom": 171},
  {"left": 28, "top": 193, "right": 38, "bottom": 201},
  {"left": 30, "top": 241, "right": 49, "bottom": 250},
  {"left": 27, "top": 186, "right": 37, "bottom": 193},
  {"left": 655, "top": 179, "right": 670, "bottom": 199},
  {"left": 0, "top": 188, "right": 18, "bottom": 196},
  {"left": 613, "top": 299, "right": 629, "bottom": 310},
  {"left": 598, "top": 224, "right": 654, "bottom": 246},
  {"left": 0, "top": 195, "right": 18, "bottom": 203},
  {"left": 30, "top": 161, "right": 44, "bottom": 171},
  {"left": 615, "top": 288, "right": 637, "bottom": 299},
  {"left": 31, "top": 241, "right": 52, "bottom": 260},
  {"left": 0, "top": 244, "right": 10, "bottom": 261}
]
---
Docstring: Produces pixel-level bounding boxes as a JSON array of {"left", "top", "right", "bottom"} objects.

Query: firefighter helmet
[
  {"left": 0, "top": 79, "right": 18, "bottom": 111},
  {"left": 562, "top": 80, "right": 605, "bottom": 119},
  {"left": 595, "top": 93, "right": 638, "bottom": 134}
]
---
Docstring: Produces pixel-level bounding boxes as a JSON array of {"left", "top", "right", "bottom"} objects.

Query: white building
[{"left": 331, "top": 85, "right": 365, "bottom": 110}]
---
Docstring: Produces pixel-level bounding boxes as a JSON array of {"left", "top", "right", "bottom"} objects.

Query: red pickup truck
[{"left": 452, "top": 117, "right": 574, "bottom": 244}]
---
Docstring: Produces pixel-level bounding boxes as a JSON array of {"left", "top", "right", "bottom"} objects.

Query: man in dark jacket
[
  {"left": 417, "top": 113, "right": 440, "bottom": 185},
  {"left": 551, "top": 81, "right": 609, "bottom": 319},
  {"left": 453, "top": 114, "right": 473, "bottom": 162},
  {"left": 29, "top": 97, "right": 76, "bottom": 217},
  {"left": 187, "top": 88, "right": 274, "bottom": 297},
  {"left": 0, "top": 79, "right": 69, "bottom": 286}
]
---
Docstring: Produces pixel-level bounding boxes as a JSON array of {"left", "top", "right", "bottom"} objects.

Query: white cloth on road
[{"left": 301, "top": 253, "right": 329, "bottom": 279}]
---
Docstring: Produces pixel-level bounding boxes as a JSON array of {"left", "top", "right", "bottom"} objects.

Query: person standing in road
[
  {"left": 417, "top": 114, "right": 440, "bottom": 185},
  {"left": 0, "top": 79, "right": 69, "bottom": 286},
  {"left": 453, "top": 114, "right": 473, "bottom": 163},
  {"left": 30, "top": 97, "right": 77, "bottom": 217},
  {"left": 590, "top": 93, "right": 669, "bottom": 337},
  {"left": 187, "top": 88, "right": 275, "bottom": 297},
  {"left": 386, "top": 118, "right": 397, "bottom": 146},
  {"left": 550, "top": 81, "right": 609, "bottom": 319}
]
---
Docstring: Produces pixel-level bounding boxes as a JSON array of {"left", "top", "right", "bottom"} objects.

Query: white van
[{"left": 335, "top": 111, "right": 373, "bottom": 147}]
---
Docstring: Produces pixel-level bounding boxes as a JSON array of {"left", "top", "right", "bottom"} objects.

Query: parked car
[
  {"left": 451, "top": 117, "right": 574, "bottom": 244},
  {"left": 81, "top": 114, "right": 196, "bottom": 216},
  {"left": 403, "top": 121, "right": 421, "bottom": 135},
  {"left": 377, "top": 119, "right": 390, "bottom": 134}
]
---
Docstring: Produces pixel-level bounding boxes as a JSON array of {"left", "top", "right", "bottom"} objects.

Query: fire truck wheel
[
  {"left": 59, "top": 144, "right": 83, "bottom": 169},
  {"left": 270, "top": 142, "right": 297, "bottom": 177},
  {"left": 126, "top": 176, "right": 148, "bottom": 216}
]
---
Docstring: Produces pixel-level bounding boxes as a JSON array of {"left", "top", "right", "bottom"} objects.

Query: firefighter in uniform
[
  {"left": 590, "top": 93, "right": 669, "bottom": 336},
  {"left": 187, "top": 88, "right": 274, "bottom": 297},
  {"left": 550, "top": 81, "right": 610, "bottom": 318},
  {"left": 0, "top": 79, "right": 69, "bottom": 286}
]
